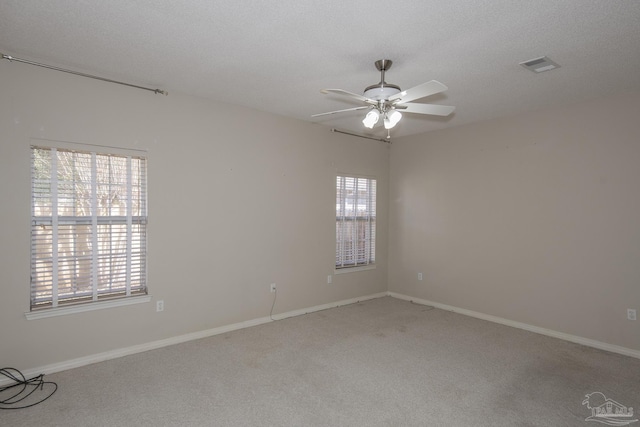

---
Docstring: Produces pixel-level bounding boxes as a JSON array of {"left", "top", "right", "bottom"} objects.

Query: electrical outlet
[
  {"left": 270, "top": 283, "right": 277, "bottom": 293},
  {"left": 156, "top": 300, "right": 164, "bottom": 312},
  {"left": 418, "top": 272, "right": 423, "bottom": 281},
  {"left": 628, "top": 309, "right": 637, "bottom": 321},
  {"left": 327, "top": 275, "right": 332, "bottom": 284}
]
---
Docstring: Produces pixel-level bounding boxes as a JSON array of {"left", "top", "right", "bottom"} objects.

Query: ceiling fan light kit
[{"left": 313, "top": 59, "right": 455, "bottom": 135}]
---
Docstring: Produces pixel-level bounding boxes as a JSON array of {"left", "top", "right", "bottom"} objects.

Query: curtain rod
[
  {"left": 330, "top": 128, "right": 391, "bottom": 143},
  {"left": 1, "top": 53, "right": 168, "bottom": 96}
]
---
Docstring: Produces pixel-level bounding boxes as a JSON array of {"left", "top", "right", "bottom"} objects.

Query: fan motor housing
[
  {"left": 364, "top": 59, "right": 401, "bottom": 100},
  {"left": 364, "top": 84, "right": 401, "bottom": 100}
]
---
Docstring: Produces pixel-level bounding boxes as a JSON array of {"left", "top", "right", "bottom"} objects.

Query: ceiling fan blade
[
  {"left": 397, "top": 103, "right": 456, "bottom": 116},
  {"left": 311, "top": 106, "right": 370, "bottom": 117},
  {"left": 321, "top": 89, "right": 376, "bottom": 104},
  {"left": 388, "top": 80, "right": 448, "bottom": 103}
]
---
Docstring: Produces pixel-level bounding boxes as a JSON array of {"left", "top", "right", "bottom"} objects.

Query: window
[
  {"left": 30, "top": 145, "right": 147, "bottom": 311},
  {"left": 336, "top": 175, "right": 376, "bottom": 269}
]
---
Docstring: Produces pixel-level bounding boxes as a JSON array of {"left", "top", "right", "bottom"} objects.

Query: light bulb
[
  {"left": 384, "top": 110, "right": 402, "bottom": 129},
  {"left": 362, "top": 110, "right": 380, "bottom": 129}
]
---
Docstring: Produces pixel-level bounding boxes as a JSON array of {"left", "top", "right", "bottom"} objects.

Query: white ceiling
[{"left": 1, "top": 1, "right": 639, "bottom": 139}]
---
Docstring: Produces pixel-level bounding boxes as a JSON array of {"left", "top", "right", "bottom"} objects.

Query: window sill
[
  {"left": 334, "top": 264, "right": 376, "bottom": 275},
  {"left": 25, "top": 295, "right": 152, "bottom": 320}
]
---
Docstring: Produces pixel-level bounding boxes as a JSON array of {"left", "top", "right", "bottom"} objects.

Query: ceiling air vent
[{"left": 519, "top": 56, "right": 560, "bottom": 73}]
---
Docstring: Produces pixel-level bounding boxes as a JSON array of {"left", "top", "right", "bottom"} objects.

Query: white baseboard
[
  {"left": 387, "top": 291, "right": 640, "bottom": 360},
  {"left": 2, "top": 292, "right": 388, "bottom": 386},
  {"left": 271, "top": 292, "right": 388, "bottom": 321},
  {"left": 6, "top": 290, "right": 635, "bottom": 387}
]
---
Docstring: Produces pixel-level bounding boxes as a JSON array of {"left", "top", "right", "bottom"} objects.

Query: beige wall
[
  {"left": 0, "top": 61, "right": 389, "bottom": 370},
  {"left": 2, "top": 57, "right": 637, "bottom": 372},
  {"left": 389, "top": 92, "right": 640, "bottom": 351}
]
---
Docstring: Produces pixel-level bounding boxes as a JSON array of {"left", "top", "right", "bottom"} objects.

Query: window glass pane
[
  {"left": 30, "top": 146, "right": 147, "bottom": 310},
  {"left": 336, "top": 175, "right": 376, "bottom": 269}
]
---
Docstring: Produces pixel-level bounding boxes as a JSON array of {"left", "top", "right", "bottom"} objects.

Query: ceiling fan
[{"left": 312, "top": 59, "right": 455, "bottom": 132}]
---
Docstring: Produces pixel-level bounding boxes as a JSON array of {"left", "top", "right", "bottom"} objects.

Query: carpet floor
[{"left": 2, "top": 296, "right": 639, "bottom": 426}]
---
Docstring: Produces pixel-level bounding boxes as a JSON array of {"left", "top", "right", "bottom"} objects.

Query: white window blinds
[
  {"left": 30, "top": 146, "right": 147, "bottom": 310},
  {"left": 336, "top": 175, "right": 376, "bottom": 269}
]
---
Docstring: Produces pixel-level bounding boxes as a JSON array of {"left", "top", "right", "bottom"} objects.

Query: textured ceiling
[{"left": 1, "top": 1, "right": 639, "bottom": 139}]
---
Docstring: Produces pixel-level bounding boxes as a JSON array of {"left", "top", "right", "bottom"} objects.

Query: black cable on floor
[{"left": 0, "top": 367, "right": 58, "bottom": 409}]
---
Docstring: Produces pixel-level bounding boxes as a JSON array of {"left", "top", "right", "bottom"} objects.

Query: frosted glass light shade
[
  {"left": 362, "top": 110, "right": 380, "bottom": 128},
  {"left": 384, "top": 110, "right": 402, "bottom": 129}
]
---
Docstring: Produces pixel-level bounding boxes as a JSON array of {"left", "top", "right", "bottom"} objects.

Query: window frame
[
  {"left": 26, "top": 141, "right": 150, "bottom": 319},
  {"left": 335, "top": 174, "right": 377, "bottom": 272}
]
